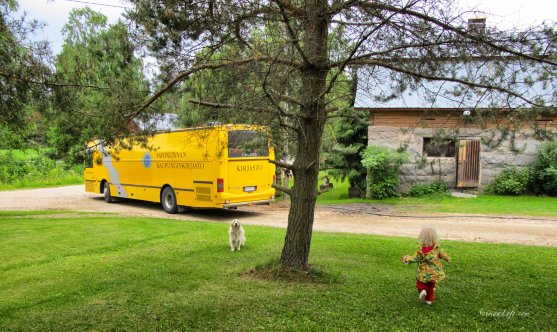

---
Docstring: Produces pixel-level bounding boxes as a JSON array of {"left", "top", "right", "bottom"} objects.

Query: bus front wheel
[
  {"left": 161, "top": 187, "right": 178, "bottom": 214},
  {"left": 103, "top": 182, "right": 114, "bottom": 203}
]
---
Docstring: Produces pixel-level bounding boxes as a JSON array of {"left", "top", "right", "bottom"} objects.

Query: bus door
[{"left": 84, "top": 146, "right": 96, "bottom": 193}]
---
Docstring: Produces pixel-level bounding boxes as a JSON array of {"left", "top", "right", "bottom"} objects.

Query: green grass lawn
[
  {"left": 0, "top": 149, "right": 43, "bottom": 159},
  {"left": 397, "top": 195, "right": 557, "bottom": 216},
  {"left": 0, "top": 173, "right": 83, "bottom": 191},
  {"left": 1, "top": 212, "right": 555, "bottom": 331},
  {"left": 317, "top": 175, "right": 557, "bottom": 216}
]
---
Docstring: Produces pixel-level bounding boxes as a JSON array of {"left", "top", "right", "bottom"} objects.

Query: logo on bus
[{"left": 143, "top": 152, "right": 152, "bottom": 168}]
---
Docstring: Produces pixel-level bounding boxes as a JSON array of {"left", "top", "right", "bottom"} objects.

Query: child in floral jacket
[{"left": 402, "top": 227, "right": 451, "bottom": 305}]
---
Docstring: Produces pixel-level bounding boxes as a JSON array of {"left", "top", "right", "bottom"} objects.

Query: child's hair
[{"left": 419, "top": 227, "right": 440, "bottom": 246}]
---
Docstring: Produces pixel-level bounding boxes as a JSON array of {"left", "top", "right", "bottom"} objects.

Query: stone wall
[{"left": 368, "top": 126, "right": 542, "bottom": 192}]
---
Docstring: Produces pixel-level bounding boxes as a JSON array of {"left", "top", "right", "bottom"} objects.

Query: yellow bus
[{"left": 84, "top": 124, "right": 276, "bottom": 213}]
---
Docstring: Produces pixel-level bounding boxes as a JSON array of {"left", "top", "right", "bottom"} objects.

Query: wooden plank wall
[{"left": 368, "top": 109, "right": 557, "bottom": 130}]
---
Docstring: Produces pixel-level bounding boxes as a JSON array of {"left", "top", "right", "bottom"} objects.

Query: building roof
[
  {"left": 354, "top": 59, "right": 556, "bottom": 110},
  {"left": 133, "top": 113, "right": 180, "bottom": 131}
]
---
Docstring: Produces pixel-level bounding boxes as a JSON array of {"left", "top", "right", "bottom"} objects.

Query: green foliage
[
  {"left": 529, "top": 141, "right": 557, "bottom": 196},
  {"left": 176, "top": 44, "right": 262, "bottom": 127},
  {"left": 408, "top": 181, "right": 449, "bottom": 197},
  {"left": 322, "top": 107, "right": 368, "bottom": 198},
  {"left": 48, "top": 8, "right": 149, "bottom": 163},
  {"left": 0, "top": 150, "right": 82, "bottom": 189},
  {"left": 0, "top": 124, "right": 26, "bottom": 149},
  {"left": 0, "top": 212, "right": 555, "bottom": 331},
  {"left": 485, "top": 167, "right": 530, "bottom": 196},
  {"left": 361, "top": 145, "right": 409, "bottom": 199},
  {"left": 0, "top": 1, "right": 50, "bottom": 144}
]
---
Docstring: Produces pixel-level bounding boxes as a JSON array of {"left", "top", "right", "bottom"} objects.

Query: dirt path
[{"left": 1, "top": 185, "right": 557, "bottom": 247}]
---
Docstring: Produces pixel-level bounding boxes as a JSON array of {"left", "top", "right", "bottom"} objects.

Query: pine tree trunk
[{"left": 280, "top": 0, "right": 328, "bottom": 270}]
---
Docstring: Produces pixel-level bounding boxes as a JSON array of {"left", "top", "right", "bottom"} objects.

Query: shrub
[
  {"left": 408, "top": 181, "right": 449, "bottom": 197},
  {"left": 486, "top": 167, "right": 530, "bottom": 196},
  {"left": 361, "top": 145, "right": 409, "bottom": 199},
  {"left": 0, "top": 151, "right": 27, "bottom": 183},
  {"left": 0, "top": 151, "right": 81, "bottom": 185},
  {"left": 529, "top": 141, "right": 557, "bottom": 196}
]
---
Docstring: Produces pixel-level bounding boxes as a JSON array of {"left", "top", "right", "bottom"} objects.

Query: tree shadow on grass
[{"left": 242, "top": 259, "right": 341, "bottom": 284}]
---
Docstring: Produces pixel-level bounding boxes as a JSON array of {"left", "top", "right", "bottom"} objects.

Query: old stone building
[{"left": 354, "top": 63, "right": 557, "bottom": 192}]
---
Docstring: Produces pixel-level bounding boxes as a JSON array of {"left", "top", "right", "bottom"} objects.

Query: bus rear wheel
[
  {"left": 103, "top": 182, "right": 114, "bottom": 203},
  {"left": 161, "top": 187, "right": 178, "bottom": 214}
]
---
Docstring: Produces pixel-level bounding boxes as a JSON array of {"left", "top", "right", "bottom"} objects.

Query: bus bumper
[{"left": 223, "top": 199, "right": 275, "bottom": 208}]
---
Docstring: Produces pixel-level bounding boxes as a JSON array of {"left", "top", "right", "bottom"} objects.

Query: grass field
[
  {"left": 1, "top": 211, "right": 555, "bottom": 331},
  {"left": 0, "top": 173, "right": 83, "bottom": 191},
  {"left": 317, "top": 175, "right": 557, "bottom": 216},
  {"left": 0, "top": 149, "right": 51, "bottom": 158}
]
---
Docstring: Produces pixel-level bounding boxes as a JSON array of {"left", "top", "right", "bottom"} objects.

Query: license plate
[{"left": 244, "top": 186, "right": 256, "bottom": 192}]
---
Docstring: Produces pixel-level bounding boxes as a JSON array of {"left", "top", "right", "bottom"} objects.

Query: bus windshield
[{"left": 228, "top": 130, "right": 269, "bottom": 158}]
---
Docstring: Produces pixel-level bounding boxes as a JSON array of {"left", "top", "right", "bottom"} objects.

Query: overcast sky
[{"left": 16, "top": 0, "right": 557, "bottom": 56}]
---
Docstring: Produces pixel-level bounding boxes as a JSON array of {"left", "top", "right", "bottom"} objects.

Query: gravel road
[{"left": 1, "top": 185, "right": 556, "bottom": 247}]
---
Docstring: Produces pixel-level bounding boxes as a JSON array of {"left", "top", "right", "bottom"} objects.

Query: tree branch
[
  {"left": 126, "top": 55, "right": 303, "bottom": 128},
  {"left": 273, "top": 0, "right": 310, "bottom": 65},
  {"left": 269, "top": 159, "right": 294, "bottom": 169},
  {"left": 321, "top": 0, "right": 419, "bottom": 99},
  {"left": 261, "top": 59, "right": 294, "bottom": 120},
  {"left": 273, "top": 0, "right": 303, "bottom": 17},
  {"left": 186, "top": 98, "right": 301, "bottom": 133},
  {"left": 272, "top": 182, "right": 292, "bottom": 196},
  {"left": 359, "top": 1, "right": 557, "bottom": 66},
  {"left": 187, "top": 99, "right": 233, "bottom": 109},
  {"left": 0, "top": 71, "right": 112, "bottom": 90},
  {"left": 266, "top": 87, "right": 304, "bottom": 106},
  {"left": 348, "top": 58, "right": 547, "bottom": 108},
  {"left": 316, "top": 188, "right": 331, "bottom": 195}
]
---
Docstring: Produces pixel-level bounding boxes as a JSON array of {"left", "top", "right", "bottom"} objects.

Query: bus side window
[{"left": 84, "top": 148, "right": 94, "bottom": 168}]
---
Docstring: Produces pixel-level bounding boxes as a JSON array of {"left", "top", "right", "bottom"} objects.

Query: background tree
[
  {"left": 125, "top": 0, "right": 557, "bottom": 270},
  {"left": 0, "top": 0, "right": 50, "bottom": 148},
  {"left": 322, "top": 93, "right": 368, "bottom": 198},
  {"left": 48, "top": 8, "right": 149, "bottom": 162},
  {"left": 323, "top": 114, "right": 368, "bottom": 198}
]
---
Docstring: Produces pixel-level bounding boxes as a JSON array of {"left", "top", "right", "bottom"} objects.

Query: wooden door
[{"left": 456, "top": 139, "right": 480, "bottom": 188}]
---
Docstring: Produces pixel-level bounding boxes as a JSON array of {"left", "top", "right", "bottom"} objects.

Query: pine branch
[
  {"left": 360, "top": 1, "right": 557, "bottom": 66},
  {"left": 272, "top": 182, "right": 292, "bottom": 196},
  {"left": 125, "top": 55, "right": 304, "bottom": 131},
  {"left": 348, "top": 58, "right": 548, "bottom": 108},
  {"left": 269, "top": 159, "right": 294, "bottom": 169}
]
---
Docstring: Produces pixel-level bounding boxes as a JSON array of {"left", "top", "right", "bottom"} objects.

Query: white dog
[{"left": 229, "top": 219, "right": 246, "bottom": 251}]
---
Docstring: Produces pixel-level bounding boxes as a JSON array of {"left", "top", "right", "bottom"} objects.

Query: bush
[
  {"left": 486, "top": 167, "right": 530, "bottom": 196},
  {"left": 408, "top": 181, "right": 449, "bottom": 197},
  {"left": 0, "top": 151, "right": 81, "bottom": 185},
  {"left": 529, "top": 141, "right": 557, "bottom": 196},
  {"left": 361, "top": 145, "right": 409, "bottom": 199}
]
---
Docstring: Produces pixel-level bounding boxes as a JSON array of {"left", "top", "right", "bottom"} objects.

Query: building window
[{"left": 423, "top": 137, "right": 456, "bottom": 157}]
